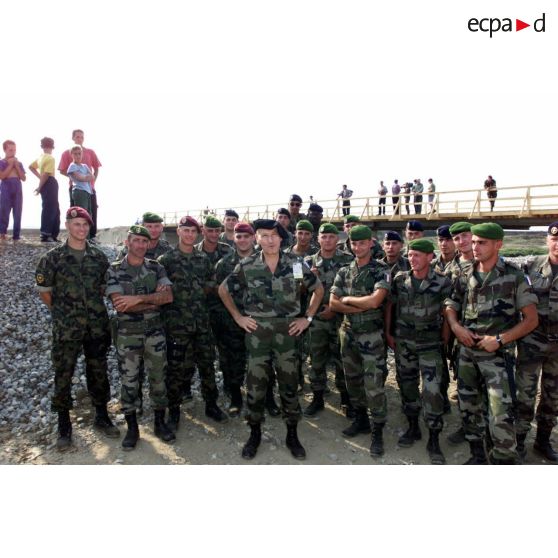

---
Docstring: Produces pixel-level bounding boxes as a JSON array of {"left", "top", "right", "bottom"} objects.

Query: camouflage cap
[
  {"left": 408, "top": 239, "right": 435, "bottom": 253},
  {"left": 436, "top": 225, "right": 452, "bottom": 239},
  {"left": 349, "top": 225, "right": 372, "bottom": 241},
  {"left": 204, "top": 216, "right": 222, "bottom": 229},
  {"left": 128, "top": 225, "right": 151, "bottom": 240},
  {"left": 384, "top": 230, "right": 402, "bottom": 242},
  {"left": 234, "top": 222, "right": 255, "bottom": 235},
  {"left": 296, "top": 220, "right": 314, "bottom": 232},
  {"left": 344, "top": 215, "right": 361, "bottom": 224},
  {"left": 178, "top": 215, "right": 201, "bottom": 231},
  {"left": 66, "top": 206, "right": 93, "bottom": 226},
  {"left": 449, "top": 221, "right": 472, "bottom": 235},
  {"left": 471, "top": 222, "right": 504, "bottom": 240},
  {"left": 319, "top": 223, "right": 339, "bottom": 235},
  {"left": 142, "top": 212, "right": 163, "bottom": 223},
  {"left": 547, "top": 221, "right": 558, "bottom": 236}
]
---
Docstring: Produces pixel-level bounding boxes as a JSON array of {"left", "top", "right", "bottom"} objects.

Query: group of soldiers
[{"left": 34, "top": 195, "right": 558, "bottom": 464}]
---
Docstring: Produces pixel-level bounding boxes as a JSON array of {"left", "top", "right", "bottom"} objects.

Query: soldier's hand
[
  {"left": 156, "top": 284, "right": 170, "bottom": 292},
  {"left": 289, "top": 317, "right": 309, "bottom": 336},
  {"left": 476, "top": 335, "right": 499, "bottom": 353},
  {"left": 452, "top": 324, "right": 478, "bottom": 348},
  {"left": 112, "top": 294, "right": 141, "bottom": 313},
  {"left": 236, "top": 315, "right": 258, "bottom": 333},
  {"left": 318, "top": 308, "right": 335, "bottom": 320}
]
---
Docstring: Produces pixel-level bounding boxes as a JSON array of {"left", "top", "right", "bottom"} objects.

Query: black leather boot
[
  {"left": 167, "top": 406, "right": 181, "bottom": 433},
  {"left": 370, "top": 423, "right": 385, "bottom": 457},
  {"left": 57, "top": 410, "right": 72, "bottom": 451},
  {"left": 286, "top": 423, "right": 306, "bottom": 460},
  {"left": 265, "top": 385, "right": 281, "bottom": 417},
  {"left": 154, "top": 409, "right": 176, "bottom": 443},
  {"left": 241, "top": 423, "right": 262, "bottom": 460},
  {"left": 228, "top": 385, "right": 243, "bottom": 418},
  {"left": 205, "top": 400, "right": 228, "bottom": 423},
  {"left": 447, "top": 426, "right": 466, "bottom": 446},
  {"left": 534, "top": 426, "right": 558, "bottom": 462},
  {"left": 398, "top": 416, "right": 422, "bottom": 448},
  {"left": 303, "top": 391, "right": 324, "bottom": 417},
  {"left": 427, "top": 430, "right": 446, "bottom": 464},
  {"left": 464, "top": 440, "right": 488, "bottom": 464},
  {"left": 516, "top": 432, "right": 528, "bottom": 462},
  {"left": 93, "top": 405, "right": 120, "bottom": 438},
  {"left": 342, "top": 408, "right": 371, "bottom": 437},
  {"left": 340, "top": 392, "right": 357, "bottom": 419},
  {"left": 122, "top": 412, "right": 139, "bottom": 451}
]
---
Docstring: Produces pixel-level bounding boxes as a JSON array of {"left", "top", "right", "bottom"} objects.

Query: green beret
[
  {"left": 142, "top": 212, "right": 163, "bottom": 223},
  {"left": 128, "top": 225, "right": 151, "bottom": 240},
  {"left": 319, "top": 223, "right": 339, "bottom": 235},
  {"left": 449, "top": 221, "right": 472, "bottom": 235},
  {"left": 348, "top": 225, "right": 372, "bottom": 241},
  {"left": 344, "top": 215, "right": 361, "bottom": 224},
  {"left": 296, "top": 219, "right": 314, "bottom": 232},
  {"left": 471, "top": 222, "right": 504, "bottom": 240},
  {"left": 408, "top": 239, "right": 435, "bottom": 254},
  {"left": 204, "top": 216, "right": 222, "bottom": 229}
]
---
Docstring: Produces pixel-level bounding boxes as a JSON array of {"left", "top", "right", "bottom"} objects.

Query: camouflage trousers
[
  {"left": 209, "top": 310, "right": 247, "bottom": 390},
  {"left": 339, "top": 325, "right": 387, "bottom": 424},
  {"left": 245, "top": 318, "right": 301, "bottom": 425},
  {"left": 116, "top": 323, "right": 168, "bottom": 414},
  {"left": 308, "top": 317, "right": 347, "bottom": 394},
  {"left": 166, "top": 329, "right": 219, "bottom": 406},
  {"left": 51, "top": 330, "right": 111, "bottom": 412},
  {"left": 516, "top": 334, "right": 558, "bottom": 435},
  {"left": 395, "top": 340, "right": 444, "bottom": 431},
  {"left": 457, "top": 346, "right": 517, "bottom": 461}
]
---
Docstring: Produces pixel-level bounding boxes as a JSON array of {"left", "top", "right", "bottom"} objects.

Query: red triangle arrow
[{"left": 516, "top": 19, "right": 530, "bottom": 31}]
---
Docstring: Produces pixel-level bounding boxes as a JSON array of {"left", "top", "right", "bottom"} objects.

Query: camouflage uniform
[
  {"left": 331, "top": 259, "right": 391, "bottom": 424},
  {"left": 381, "top": 254, "right": 410, "bottom": 278},
  {"left": 224, "top": 251, "right": 321, "bottom": 424},
  {"left": 516, "top": 256, "right": 558, "bottom": 436},
  {"left": 105, "top": 257, "right": 172, "bottom": 414},
  {"left": 288, "top": 212, "right": 307, "bottom": 234},
  {"left": 284, "top": 241, "right": 320, "bottom": 258},
  {"left": 35, "top": 241, "right": 112, "bottom": 412},
  {"left": 445, "top": 258, "right": 538, "bottom": 461},
  {"left": 117, "top": 238, "right": 173, "bottom": 261},
  {"left": 158, "top": 248, "right": 219, "bottom": 406},
  {"left": 432, "top": 254, "right": 455, "bottom": 274},
  {"left": 304, "top": 249, "right": 353, "bottom": 394},
  {"left": 218, "top": 232, "right": 235, "bottom": 248},
  {"left": 391, "top": 268, "right": 452, "bottom": 430}
]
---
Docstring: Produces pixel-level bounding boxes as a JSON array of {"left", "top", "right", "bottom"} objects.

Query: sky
[{"left": 2, "top": 0, "right": 556, "bottom": 229}]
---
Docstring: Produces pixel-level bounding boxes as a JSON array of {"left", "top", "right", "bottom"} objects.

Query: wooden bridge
[{"left": 161, "top": 183, "right": 558, "bottom": 232}]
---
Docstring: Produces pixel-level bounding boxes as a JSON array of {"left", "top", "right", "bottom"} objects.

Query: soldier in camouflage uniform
[
  {"left": 219, "top": 219, "right": 324, "bottom": 460},
  {"left": 214, "top": 222, "right": 256, "bottom": 416},
  {"left": 330, "top": 225, "right": 391, "bottom": 457},
  {"left": 303, "top": 223, "right": 354, "bottom": 417},
  {"left": 35, "top": 207, "right": 119, "bottom": 451},
  {"left": 445, "top": 223, "right": 538, "bottom": 464},
  {"left": 275, "top": 208, "right": 295, "bottom": 249},
  {"left": 116, "top": 212, "right": 173, "bottom": 260},
  {"left": 381, "top": 230, "right": 410, "bottom": 277},
  {"left": 385, "top": 239, "right": 451, "bottom": 464},
  {"left": 287, "top": 194, "right": 306, "bottom": 233},
  {"left": 432, "top": 225, "right": 457, "bottom": 274},
  {"left": 284, "top": 219, "right": 320, "bottom": 257},
  {"left": 339, "top": 215, "right": 385, "bottom": 260},
  {"left": 515, "top": 221, "right": 558, "bottom": 462},
  {"left": 106, "top": 225, "right": 175, "bottom": 449},
  {"left": 158, "top": 216, "right": 227, "bottom": 431},
  {"left": 218, "top": 209, "right": 239, "bottom": 247}
]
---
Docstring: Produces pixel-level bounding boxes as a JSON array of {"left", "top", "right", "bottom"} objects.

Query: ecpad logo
[{"left": 468, "top": 13, "right": 546, "bottom": 37}]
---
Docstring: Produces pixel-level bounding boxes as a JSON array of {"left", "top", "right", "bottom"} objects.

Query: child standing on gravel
[
  {"left": 0, "top": 140, "right": 26, "bottom": 241},
  {"left": 66, "top": 145, "right": 94, "bottom": 221}
]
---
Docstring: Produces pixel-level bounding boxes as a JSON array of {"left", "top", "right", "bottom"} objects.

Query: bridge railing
[{"left": 160, "top": 183, "right": 558, "bottom": 225}]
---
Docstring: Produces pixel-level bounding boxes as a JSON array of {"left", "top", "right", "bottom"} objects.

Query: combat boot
[
  {"left": 205, "top": 400, "right": 228, "bottom": 423},
  {"left": 369, "top": 423, "right": 385, "bottom": 457},
  {"left": 426, "top": 430, "right": 446, "bottom": 465},
  {"left": 154, "top": 409, "right": 176, "bottom": 443},
  {"left": 265, "top": 385, "right": 281, "bottom": 417},
  {"left": 516, "top": 432, "right": 528, "bottom": 462},
  {"left": 342, "top": 408, "right": 371, "bottom": 437},
  {"left": 464, "top": 440, "right": 488, "bottom": 465},
  {"left": 56, "top": 410, "right": 72, "bottom": 451},
  {"left": 122, "top": 412, "right": 139, "bottom": 451},
  {"left": 241, "top": 423, "right": 262, "bottom": 460},
  {"left": 93, "top": 405, "right": 120, "bottom": 438},
  {"left": 340, "top": 392, "right": 357, "bottom": 419},
  {"left": 303, "top": 391, "right": 324, "bottom": 417},
  {"left": 533, "top": 426, "right": 558, "bottom": 462},
  {"left": 398, "top": 416, "right": 422, "bottom": 448},
  {"left": 228, "top": 385, "right": 243, "bottom": 418},
  {"left": 167, "top": 406, "right": 181, "bottom": 433},
  {"left": 447, "top": 426, "right": 466, "bottom": 446},
  {"left": 286, "top": 423, "right": 306, "bottom": 460}
]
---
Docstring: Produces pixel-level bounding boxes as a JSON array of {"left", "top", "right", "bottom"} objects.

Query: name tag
[{"left": 293, "top": 263, "right": 304, "bottom": 280}]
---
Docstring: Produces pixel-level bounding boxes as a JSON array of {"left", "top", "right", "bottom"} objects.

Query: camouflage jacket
[
  {"left": 158, "top": 248, "right": 213, "bottom": 335},
  {"left": 288, "top": 213, "right": 307, "bottom": 233},
  {"left": 331, "top": 258, "right": 391, "bottom": 332},
  {"left": 391, "top": 268, "right": 452, "bottom": 344},
  {"left": 215, "top": 249, "right": 255, "bottom": 310},
  {"left": 105, "top": 257, "right": 172, "bottom": 324},
  {"left": 284, "top": 240, "right": 320, "bottom": 257},
  {"left": 432, "top": 253, "right": 457, "bottom": 274},
  {"left": 304, "top": 249, "right": 353, "bottom": 312},
  {"left": 218, "top": 232, "right": 235, "bottom": 248},
  {"left": 442, "top": 254, "right": 475, "bottom": 280},
  {"left": 116, "top": 238, "right": 173, "bottom": 261},
  {"left": 224, "top": 250, "right": 321, "bottom": 318},
  {"left": 194, "top": 240, "right": 232, "bottom": 312},
  {"left": 445, "top": 257, "right": 537, "bottom": 336},
  {"left": 35, "top": 241, "right": 110, "bottom": 341},
  {"left": 381, "top": 254, "right": 410, "bottom": 278}
]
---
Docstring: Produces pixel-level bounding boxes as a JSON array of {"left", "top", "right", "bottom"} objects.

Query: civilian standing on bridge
[
  {"left": 483, "top": 175, "right": 497, "bottom": 211},
  {"left": 377, "top": 181, "right": 387, "bottom": 215},
  {"left": 391, "top": 180, "right": 401, "bottom": 215},
  {"left": 337, "top": 184, "right": 353, "bottom": 216}
]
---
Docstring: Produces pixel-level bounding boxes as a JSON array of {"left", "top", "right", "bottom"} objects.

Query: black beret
[
  {"left": 437, "top": 225, "right": 452, "bottom": 239},
  {"left": 277, "top": 207, "right": 291, "bottom": 218},
  {"left": 308, "top": 203, "right": 323, "bottom": 213},
  {"left": 224, "top": 209, "right": 239, "bottom": 218},
  {"left": 289, "top": 194, "right": 303, "bottom": 203},
  {"left": 406, "top": 220, "right": 424, "bottom": 232},
  {"left": 253, "top": 219, "right": 289, "bottom": 240},
  {"left": 384, "top": 230, "right": 402, "bottom": 242}
]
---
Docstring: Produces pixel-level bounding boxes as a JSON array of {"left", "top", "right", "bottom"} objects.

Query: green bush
[{"left": 500, "top": 247, "right": 547, "bottom": 257}]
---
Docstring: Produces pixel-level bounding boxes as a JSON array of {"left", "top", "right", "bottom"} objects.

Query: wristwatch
[
  {"left": 306, "top": 316, "right": 314, "bottom": 323},
  {"left": 496, "top": 334, "right": 504, "bottom": 347}
]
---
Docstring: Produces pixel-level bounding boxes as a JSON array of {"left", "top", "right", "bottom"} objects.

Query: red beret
[
  {"left": 66, "top": 206, "right": 93, "bottom": 226},
  {"left": 178, "top": 215, "right": 201, "bottom": 231},
  {"left": 234, "top": 222, "right": 255, "bottom": 235}
]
